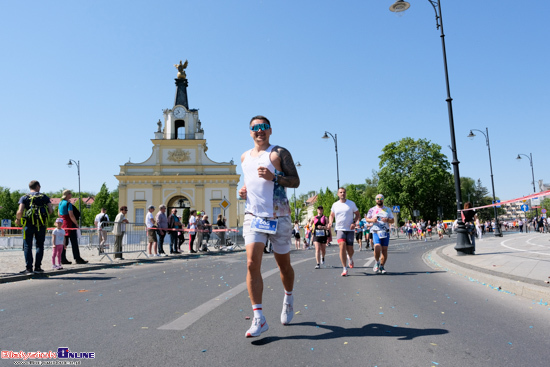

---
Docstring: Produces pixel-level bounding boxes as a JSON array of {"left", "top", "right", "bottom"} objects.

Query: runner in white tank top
[
  {"left": 242, "top": 145, "right": 290, "bottom": 218},
  {"left": 238, "top": 115, "right": 300, "bottom": 338}
]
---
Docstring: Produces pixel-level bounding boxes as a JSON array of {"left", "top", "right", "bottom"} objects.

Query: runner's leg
[{"left": 246, "top": 242, "right": 265, "bottom": 305}]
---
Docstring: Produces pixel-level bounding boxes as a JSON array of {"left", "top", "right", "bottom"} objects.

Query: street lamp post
[
  {"left": 294, "top": 162, "right": 302, "bottom": 222},
  {"left": 321, "top": 131, "right": 340, "bottom": 190},
  {"left": 516, "top": 153, "right": 538, "bottom": 217},
  {"left": 467, "top": 128, "right": 502, "bottom": 237},
  {"left": 390, "top": 0, "right": 473, "bottom": 255},
  {"left": 67, "top": 159, "right": 82, "bottom": 228}
]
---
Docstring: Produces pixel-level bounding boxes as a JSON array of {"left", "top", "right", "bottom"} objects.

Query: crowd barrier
[{"left": 0, "top": 224, "right": 241, "bottom": 261}]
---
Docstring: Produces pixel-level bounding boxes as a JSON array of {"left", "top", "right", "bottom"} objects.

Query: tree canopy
[{"left": 377, "top": 137, "right": 456, "bottom": 221}]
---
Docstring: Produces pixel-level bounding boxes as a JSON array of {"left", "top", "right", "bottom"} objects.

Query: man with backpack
[
  {"left": 94, "top": 207, "right": 110, "bottom": 253},
  {"left": 15, "top": 180, "right": 54, "bottom": 274}
]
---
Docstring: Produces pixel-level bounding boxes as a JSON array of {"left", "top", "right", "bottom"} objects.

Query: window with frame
[
  {"left": 135, "top": 208, "right": 145, "bottom": 224},
  {"left": 213, "top": 207, "right": 221, "bottom": 223}
]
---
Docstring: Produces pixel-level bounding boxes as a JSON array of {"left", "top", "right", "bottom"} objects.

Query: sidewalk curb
[
  {"left": 423, "top": 245, "right": 550, "bottom": 304},
  {"left": 0, "top": 249, "right": 244, "bottom": 285}
]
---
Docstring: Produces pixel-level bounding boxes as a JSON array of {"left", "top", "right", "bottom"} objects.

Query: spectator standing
[
  {"left": 168, "top": 209, "right": 182, "bottom": 254},
  {"left": 156, "top": 204, "right": 168, "bottom": 256},
  {"left": 177, "top": 216, "right": 185, "bottom": 252},
  {"left": 188, "top": 210, "right": 197, "bottom": 253},
  {"left": 293, "top": 221, "right": 301, "bottom": 250},
  {"left": 94, "top": 207, "right": 109, "bottom": 253},
  {"left": 59, "top": 190, "right": 88, "bottom": 265},
  {"left": 113, "top": 206, "right": 129, "bottom": 260},
  {"left": 462, "top": 202, "right": 477, "bottom": 250},
  {"left": 195, "top": 212, "right": 205, "bottom": 251},
  {"left": 202, "top": 214, "right": 212, "bottom": 249},
  {"left": 51, "top": 218, "right": 65, "bottom": 270},
  {"left": 15, "top": 180, "right": 54, "bottom": 274},
  {"left": 216, "top": 214, "right": 226, "bottom": 246},
  {"left": 146, "top": 205, "right": 158, "bottom": 256}
]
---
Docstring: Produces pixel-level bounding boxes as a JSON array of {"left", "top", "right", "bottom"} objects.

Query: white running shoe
[
  {"left": 380, "top": 265, "right": 387, "bottom": 274},
  {"left": 281, "top": 302, "right": 294, "bottom": 325},
  {"left": 315, "top": 264, "right": 320, "bottom": 269},
  {"left": 341, "top": 269, "right": 348, "bottom": 277},
  {"left": 321, "top": 257, "right": 325, "bottom": 265},
  {"left": 373, "top": 262, "right": 380, "bottom": 273},
  {"left": 245, "top": 316, "right": 269, "bottom": 337},
  {"left": 348, "top": 257, "right": 354, "bottom": 269}
]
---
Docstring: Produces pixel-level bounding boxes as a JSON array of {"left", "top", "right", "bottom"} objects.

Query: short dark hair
[
  {"left": 29, "top": 180, "right": 40, "bottom": 190},
  {"left": 249, "top": 115, "right": 270, "bottom": 126},
  {"left": 120, "top": 206, "right": 128, "bottom": 211}
]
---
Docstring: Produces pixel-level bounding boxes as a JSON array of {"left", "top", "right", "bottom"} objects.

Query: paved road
[{"left": 1, "top": 237, "right": 549, "bottom": 366}]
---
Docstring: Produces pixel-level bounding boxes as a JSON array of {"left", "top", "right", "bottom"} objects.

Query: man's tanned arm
[{"left": 273, "top": 146, "right": 300, "bottom": 188}]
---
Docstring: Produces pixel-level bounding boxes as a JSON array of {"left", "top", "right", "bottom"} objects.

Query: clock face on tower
[{"left": 173, "top": 106, "right": 186, "bottom": 119}]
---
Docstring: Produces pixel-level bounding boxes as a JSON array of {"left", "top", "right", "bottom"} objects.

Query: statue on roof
[{"left": 174, "top": 60, "right": 188, "bottom": 79}]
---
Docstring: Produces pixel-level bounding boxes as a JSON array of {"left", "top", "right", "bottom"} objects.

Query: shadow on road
[{"left": 251, "top": 321, "right": 448, "bottom": 345}]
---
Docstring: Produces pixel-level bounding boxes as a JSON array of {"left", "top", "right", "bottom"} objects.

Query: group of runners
[{"left": 239, "top": 115, "right": 396, "bottom": 338}]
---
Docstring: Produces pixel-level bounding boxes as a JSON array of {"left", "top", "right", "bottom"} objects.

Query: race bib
[
  {"left": 315, "top": 229, "right": 326, "bottom": 237},
  {"left": 250, "top": 216, "right": 278, "bottom": 234},
  {"left": 377, "top": 231, "right": 387, "bottom": 239}
]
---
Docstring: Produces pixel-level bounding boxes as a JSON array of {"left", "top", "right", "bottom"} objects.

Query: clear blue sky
[{"left": 1, "top": 0, "right": 548, "bottom": 204}]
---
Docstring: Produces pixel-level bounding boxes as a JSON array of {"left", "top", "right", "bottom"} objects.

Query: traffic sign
[
  {"left": 542, "top": 208, "right": 547, "bottom": 214},
  {"left": 392, "top": 205, "right": 400, "bottom": 213},
  {"left": 219, "top": 198, "right": 231, "bottom": 210},
  {"left": 521, "top": 204, "right": 529, "bottom": 212}
]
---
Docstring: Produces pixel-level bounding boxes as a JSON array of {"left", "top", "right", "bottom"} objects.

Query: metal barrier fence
[
  {"left": 1, "top": 225, "right": 241, "bottom": 257},
  {"left": 92, "top": 222, "right": 147, "bottom": 262},
  {"left": 0, "top": 227, "right": 105, "bottom": 251}
]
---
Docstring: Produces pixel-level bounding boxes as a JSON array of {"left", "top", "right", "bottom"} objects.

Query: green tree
[
  {"left": 290, "top": 192, "right": 306, "bottom": 223},
  {"left": 85, "top": 183, "right": 119, "bottom": 227},
  {"left": 377, "top": 137, "right": 455, "bottom": 222},
  {"left": 315, "top": 187, "right": 337, "bottom": 217},
  {"left": 0, "top": 187, "right": 23, "bottom": 224}
]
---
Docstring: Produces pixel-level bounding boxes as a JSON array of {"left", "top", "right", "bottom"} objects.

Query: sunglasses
[{"left": 250, "top": 123, "right": 271, "bottom": 132}]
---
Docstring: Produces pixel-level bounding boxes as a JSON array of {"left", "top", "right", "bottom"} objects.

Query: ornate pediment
[{"left": 167, "top": 149, "right": 191, "bottom": 163}]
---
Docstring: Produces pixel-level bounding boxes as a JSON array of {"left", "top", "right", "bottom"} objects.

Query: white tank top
[{"left": 242, "top": 145, "right": 290, "bottom": 218}]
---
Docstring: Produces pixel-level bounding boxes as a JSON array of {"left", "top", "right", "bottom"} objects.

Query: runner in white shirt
[
  {"left": 328, "top": 187, "right": 360, "bottom": 277},
  {"left": 365, "top": 194, "right": 394, "bottom": 274},
  {"left": 239, "top": 115, "right": 300, "bottom": 338}
]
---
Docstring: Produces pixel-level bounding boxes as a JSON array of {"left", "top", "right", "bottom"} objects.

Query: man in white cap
[{"left": 365, "top": 194, "right": 394, "bottom": 274}]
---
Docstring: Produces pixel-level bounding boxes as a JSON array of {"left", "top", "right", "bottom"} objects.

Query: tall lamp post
[
  {"left": 294, "top": 162, "right": 302, "bottom": 222},
  {"left": 321, "top": 131, "right": 340, "bottom": 190},
  {"left": 390, "top": 0, "right": 473, "bottom": 254},
  {"left": 467, "top": 128, "right": 502, "bottom": 237},
  {"left": 516, "top": 153, "right": 538, "bottom": 217},
  {"left": 67, "top": 159, "right": 82, "bottom": 228}
]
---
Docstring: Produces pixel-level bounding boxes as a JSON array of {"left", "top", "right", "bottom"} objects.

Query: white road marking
[
  {"left": 363, "top": 257, "right": 375, "bottom": 268},
  {"left": 158, "top": 256, "right": 313, "bottom": 331},
  {"left": 500, "top": 236, "right": 550, "bottom": 256}
]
